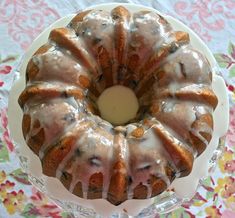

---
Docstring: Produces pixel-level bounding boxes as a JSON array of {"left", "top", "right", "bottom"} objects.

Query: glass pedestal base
[{"left": 16, "top": 138, "right": 225, "bottom": 218}]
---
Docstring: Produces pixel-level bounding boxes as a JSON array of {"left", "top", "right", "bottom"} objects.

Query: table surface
[{"left": 0, "top": 0, "right": 235, "bottom": 217}]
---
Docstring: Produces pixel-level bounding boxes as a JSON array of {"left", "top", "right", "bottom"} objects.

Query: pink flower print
[
  {"left": 222, "top": 209, "right": 235, "bottom": 218},
  {"left": 174, "top": 0, "right": 235, "bottom": 42},
  {"left": 0, "top": 65, "right": 12, "bottom": 74},
  {"left": 30, "top": 187, "right": 62, "bottom": 217},
  {"left": 224, "top": 160, "right": 235, "bottom": 174},
  {"left": 215, "top": 176, "right": 235, "bottom": 199},
  {"left": 218, "top": 147, "right": 235, "bottom": 173},
  {"left": 0, "top": 108, "right": 14, "bottom": 152},
  {"left": 205, "top": 205, "right": 222, "bottom": 218},
  {"left": 3, "top": 190, "right": 26, "bottom": 215},
  {"left": 226, "top": 107, "right": 235, "bottom": 148},
  {"left": 0, "top": 65, "right": 12, "bottom": 87},
  {"left": 0, "top": 0, "right": 60, "bottom": 50}
]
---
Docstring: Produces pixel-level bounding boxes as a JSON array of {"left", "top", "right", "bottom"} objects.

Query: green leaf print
[
  {"left": 160, "top": 207, "right": 193, "bottom": 218},
  {"left": 206, "top": 191, "right": 214, "bottom": 199},
  {"left": 214, "top": 53, "right": 232, "bottom": 68},
  {"left": 21, "top": 203, "right": 41, "bottom": 218},
  {"left": 229, "top": 65, "right": 235, "bottom": 78},
  {"left": 0, "top": 141, "right": 9, "bottom": 162},
  {"left": 9, "top": 168, "right": 31, "bottom": 185},
  {"left": 228, "top": 41, "right": 235, "bottom": 59},
  {"left": 0, "top": 54, "right": 18, "bottom": 64},
  {"left": 201, "top": 176, "right": 212, "bottom": 187}
]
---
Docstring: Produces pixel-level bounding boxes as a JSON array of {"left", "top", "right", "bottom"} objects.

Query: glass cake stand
[
  {"left": 8, "top": 3, "right": 229, "bottom": 218},
  {"left": 16, "top": 137, "right": 226, "bottom": 218}
]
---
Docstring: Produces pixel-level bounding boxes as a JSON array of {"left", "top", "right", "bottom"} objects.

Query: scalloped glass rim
[
  {"left": 8, "top": 2, "right": 229, "bottom": 218},
  {"left": 14, "top": 136, "right": 225, "bottom": 218}
]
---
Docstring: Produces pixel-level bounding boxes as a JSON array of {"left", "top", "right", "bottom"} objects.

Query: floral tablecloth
[{"left": 0, "top": 0, "right": 235, "bottom": 217}]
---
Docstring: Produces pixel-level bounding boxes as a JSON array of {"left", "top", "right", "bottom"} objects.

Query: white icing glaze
[
  {"left": 8, "top": 2, "right": 229, "bottom": 217},
  {"left": 25, "top": 98, "right": 78, "bottom": 158},
  {"left": 20, "top": 4, "right": 219, "bottom": 206},
  {"left": 33, "top": 49, "right": 91, "bottom": 85},
  {"left": 127, "top": 127, "right": 170, "bottom": 199}
]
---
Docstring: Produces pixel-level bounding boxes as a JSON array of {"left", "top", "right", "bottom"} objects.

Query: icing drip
[
  {"left": 24, "top": 98, "right": 78, "bottom": 158},
  {"left": 75, "top": 10, "right": 115, "bottom": 88},
  {"left": 56, "top": 121, "right": 114, "bottom": 200},
  {"left": 129, "top": 11, "right": 172, "bottom": 74},
  {"left": 127, "top": 127, "right": 170, "bottom": 199},
  {"left": 111, "top": 7, "right": 130, "bottom": 85}
]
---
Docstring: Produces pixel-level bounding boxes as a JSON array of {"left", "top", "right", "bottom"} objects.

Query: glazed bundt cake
[{"left": 18, "top": 6, "right": 218, "bottom": 205}]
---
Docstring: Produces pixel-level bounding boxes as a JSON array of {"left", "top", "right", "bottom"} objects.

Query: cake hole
[{"left": 97, "top": 85, "right": 139, "bottom": 125}]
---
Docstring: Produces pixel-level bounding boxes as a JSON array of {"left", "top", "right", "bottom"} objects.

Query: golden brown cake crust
[{"left": 19, "top": 6, "right": 218, "bottom": 205}]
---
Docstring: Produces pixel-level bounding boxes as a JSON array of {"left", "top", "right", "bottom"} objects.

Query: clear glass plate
[
  {"left": 8, "top": 3, "right": 229, "bottom": 217},
  {"left": 14, "top": 136, "right": 225, "bottom": 218}
]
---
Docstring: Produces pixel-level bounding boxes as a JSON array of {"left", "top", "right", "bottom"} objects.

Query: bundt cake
[{"left": 18, "top": 6, "right": 218, "bottom": 206}]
